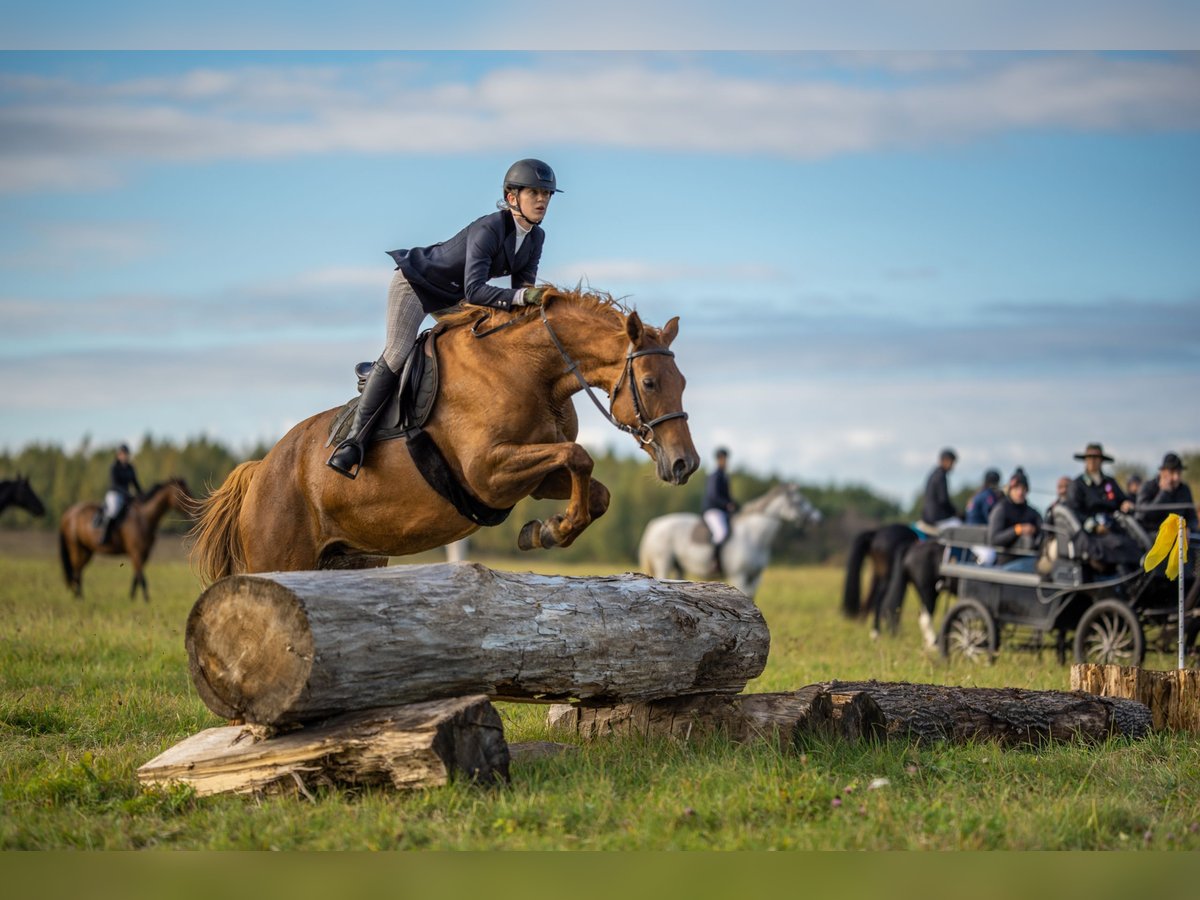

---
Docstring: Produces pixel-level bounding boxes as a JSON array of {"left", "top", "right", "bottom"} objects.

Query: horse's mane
[
  {"left": 140, "top": 477, "right": 185, "bottom": 501},
  {"left": 435, "top": 285, "right": 633, "bottom": 332},
  {"left": 739, "top": 483, "right": 791, "bottom": 516}
]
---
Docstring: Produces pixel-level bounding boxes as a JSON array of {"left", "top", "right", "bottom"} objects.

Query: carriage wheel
[
  {"left": 938, "top": 598, "right": 997, "bottom": 663},
  {"left": 1073, "top": 599, "right": 1145, "bottom": 666}
]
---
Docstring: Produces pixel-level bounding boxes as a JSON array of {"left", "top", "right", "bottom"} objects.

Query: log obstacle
[
  {"left": 136, "top": 696, "right": 509, "bottom": 796},
  {"left": 548, "top": 680, "right": 1152, "bottom": 747},
  {"left": 185, "top": 563, "right": 769, "bottom": 726},
  {"left": 1071, "top": 664, "right": 1200, "bottom": 732}
]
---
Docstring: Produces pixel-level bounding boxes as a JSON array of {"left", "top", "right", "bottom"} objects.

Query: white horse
[{"left": 637, "top": 483, "right": 822, "bottom": 599}]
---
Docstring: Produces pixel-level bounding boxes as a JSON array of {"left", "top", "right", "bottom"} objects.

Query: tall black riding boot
[
  {"left": 327, "top": 358, "right": 400, "bottom": 479},
  {"left": 712, "top": 541, "right": 725, "bottom": 578}
]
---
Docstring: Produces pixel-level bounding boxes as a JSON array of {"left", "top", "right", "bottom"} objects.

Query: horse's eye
[{"left": 642, "top": 376, "right": 657, "bottom": 390}]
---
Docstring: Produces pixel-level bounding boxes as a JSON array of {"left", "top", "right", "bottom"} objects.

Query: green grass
[{"left": 1, "top": 539, "right": 1198, "bottom": 849}]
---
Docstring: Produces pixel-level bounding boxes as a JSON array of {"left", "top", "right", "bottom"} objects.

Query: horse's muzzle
[{"left": 661, "top": 449, "right": 700, "bottom": 485}]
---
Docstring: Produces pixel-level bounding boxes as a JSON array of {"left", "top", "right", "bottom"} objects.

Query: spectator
[
  {"left": 987, "top": 468, "right": 1043, "bottom": 571},
  {"left": 1137, "top": 452, "right": 1197, "bottom": 533}
]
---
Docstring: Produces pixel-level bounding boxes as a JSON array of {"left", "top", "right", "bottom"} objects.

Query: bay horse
[
  {"left": 0, "top": 476, "right": 46, "bottom": 517},
  {"left": 842, "top": 523, "right": 945, "bottom": 647},
  {"left": 637, "top": 483, "right": 821, "bottom": 600},
  {"left": 59, "top": 478, "right": 194, "bottom": 601},
  {"left": 190, "top": 287, "right": 699, "bottom": 581}
]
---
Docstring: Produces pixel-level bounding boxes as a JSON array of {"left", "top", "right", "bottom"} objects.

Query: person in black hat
[
  {"left": 1065, "top": 442, "right": 1140, "bottom": 571},
  {"left": 99, "top": 443, "right": 142, "bottom": 545},
  {"left": 1137, "top": 452, "right": 1197, "bottom": 532},
  {"left": 987, "top": 467, "right": 1043, "bottom": 570},
  {"left": 920, "top": 448, "right": 961, "bottom": 533},
  {"left": 328, "top": 158, "right": 562, "bottom": 479},
  {"left": 702, "top": 447, "right": 738, "bottom": 575}
]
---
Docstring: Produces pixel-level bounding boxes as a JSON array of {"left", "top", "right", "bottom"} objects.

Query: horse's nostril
[{"left": 672, "top": 458, "right": 688, "bottom": 480}]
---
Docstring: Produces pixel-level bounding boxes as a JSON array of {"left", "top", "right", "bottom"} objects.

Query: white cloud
[{"left": 2, "top": 54, "right": 1198, "bottom": 192}]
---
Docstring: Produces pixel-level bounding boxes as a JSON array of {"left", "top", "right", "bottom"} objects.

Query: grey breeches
[{"left": 381, "top": 270, "right": 428, "bottom": 372}]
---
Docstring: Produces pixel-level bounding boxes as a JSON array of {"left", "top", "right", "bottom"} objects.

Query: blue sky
[{"left": 2, "top": 40, "right": 1199, "bottom": 506}]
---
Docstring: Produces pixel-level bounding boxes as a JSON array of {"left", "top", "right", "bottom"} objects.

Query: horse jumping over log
[
  {"left": 59, "top": 478, "right": 194, "bottom": 601},
  {"left": 0, "top": 476, "right": 46, "bottom": 517},
  {"left": 190, "top": 287, "right": 699, "bottom": 581},
  {"left": 637, "top": 483, "right": 821, "bottom": 600},
  {"left": 842, "top": 524, "right": 945, "bottom": 648}
]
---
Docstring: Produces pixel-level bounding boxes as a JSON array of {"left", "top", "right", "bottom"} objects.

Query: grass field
[{"left": 1, "top": 531, "right": 1197, "bottom": 850}]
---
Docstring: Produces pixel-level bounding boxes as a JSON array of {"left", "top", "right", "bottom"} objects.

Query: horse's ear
[
  {"left": 625, "top": 311, "right": 644, "bottom": 344},
  {"left": 660, "top": 316, "right": 680, "bottom": 347}
]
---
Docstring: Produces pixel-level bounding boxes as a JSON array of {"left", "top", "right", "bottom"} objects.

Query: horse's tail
[
  {"left": 188, "top": 460, "right": 260, "bottom": 585},
  {"left": 842, "top": 528, "right": 876, "bottom": 618},
  {"left": 58, "top": 522, "right": 75, "bottom": 589},
  {"left": 878, "top": 539, "right": 914, "bottom": 630}
]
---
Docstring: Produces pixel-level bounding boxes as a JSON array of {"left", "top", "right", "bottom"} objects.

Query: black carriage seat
[
  {"left": 1045, "top": 506, "right": 1084, "bottom": 560},
  {"left": 937, "top": 523, "right": 1043, "bottom": 587}
]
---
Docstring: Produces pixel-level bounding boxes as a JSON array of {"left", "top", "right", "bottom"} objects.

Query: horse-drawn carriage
[{"left": 936, "top": 507, "right": 1198, "bottom": 666}]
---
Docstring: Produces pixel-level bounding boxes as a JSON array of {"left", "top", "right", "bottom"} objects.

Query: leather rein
[{"left": 471, "top": 305, "right": 689, "bottom": 446}]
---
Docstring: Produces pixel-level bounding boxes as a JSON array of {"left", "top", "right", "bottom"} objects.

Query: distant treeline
[{"left": 3, "top": 434, "right": 904, "bottom": 564}]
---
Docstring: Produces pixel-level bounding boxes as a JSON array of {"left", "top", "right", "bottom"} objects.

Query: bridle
[
  {"left": 537, "top": 305, "right": 688, "bottom": 445},
  {"left": 469, "top": 304, "right": 689, "bottom": 444}
]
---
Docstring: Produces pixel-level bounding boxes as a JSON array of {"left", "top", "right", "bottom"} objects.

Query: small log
[
  {"left": 546, "top": 686, "right": 834, "bottom": 747},
  {"left": 828, "top": 691, "right": 887, "bottom": 742},
  {"left": 136, "top": 696, "right": 508, "bottom": 797},
  {"left": 1071, "top": 664, "right": 1200, "bottom": 732},
  {"left": 823, "top": 680, "right": 1152, "bottom": 745},
  {"left": 186, "top": 563, "right": 768, "bottom": 726}
]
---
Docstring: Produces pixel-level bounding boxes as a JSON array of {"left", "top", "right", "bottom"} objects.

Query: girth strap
[{"left": 405, "top": 427, "right": 513, "bottom": 527}]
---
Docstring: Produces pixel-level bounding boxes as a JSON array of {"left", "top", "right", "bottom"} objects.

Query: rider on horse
[
  {"left": 99, "top": 443, "right": 142, "bottom": 544},
  {"left": 328, "top": 159, "right": 562, "bottom": 478},
  {"left": 702, "top": 447, "right": 738, "bottom": 575}
]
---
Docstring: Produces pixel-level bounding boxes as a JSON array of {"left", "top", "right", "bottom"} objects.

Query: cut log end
[{"left": 185, "top": 575, "right": 315, "bottom": 723}]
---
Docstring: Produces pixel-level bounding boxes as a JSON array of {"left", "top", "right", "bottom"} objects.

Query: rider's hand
[
  {"left": 1120, "top": 499, "right": 1134, "bottom": 514},
  {"left": 520, "top": 287, "right": 547, "bottom": 307}
]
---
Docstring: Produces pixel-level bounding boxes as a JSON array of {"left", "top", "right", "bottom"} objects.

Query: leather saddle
[{"left": 326, "top": 327, "right": 442, "bottom": 448}]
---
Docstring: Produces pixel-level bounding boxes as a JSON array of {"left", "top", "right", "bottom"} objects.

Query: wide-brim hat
[
  {"left": 1160, "top": 452, "right": 1185, "bottom": 471},
  {"left": 1073, "top": 442, "right": 1113, "bottom": 462}
]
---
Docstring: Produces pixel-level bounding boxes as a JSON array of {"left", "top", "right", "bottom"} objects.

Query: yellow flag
[{"left": 1144, "top": 513, "right": 1189, "bottom": 580}]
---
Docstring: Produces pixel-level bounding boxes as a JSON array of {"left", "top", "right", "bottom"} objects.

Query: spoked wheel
[
  {"left": 939, "top": 598, "right": 997, "bottom": 663},
  {"left": 1073, "top": 598, "right": 1145, "bottom": 666}
]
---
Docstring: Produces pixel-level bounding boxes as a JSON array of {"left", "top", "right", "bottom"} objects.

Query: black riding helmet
[{"left": 503, "top": 158, "right": 561, "bottom": 195}]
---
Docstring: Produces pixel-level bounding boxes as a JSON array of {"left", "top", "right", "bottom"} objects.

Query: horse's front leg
[{"left": 480, "top": 441, "right": 598, "bottom": 550}]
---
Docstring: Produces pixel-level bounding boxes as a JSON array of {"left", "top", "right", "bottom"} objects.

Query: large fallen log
[
  {"left": 186, "top": 563, "right": 769, "bottom": 726},
  {"left": 1071, "top": 664, "right": 1200, "bottom": 732},
  {"left": 136, "top": 695, "right": 509, "bottom": 797},
  {"left": 823, "top": 680, "right": 1152, "bottom": 744},
  {"left": 547, "top": 680, "right": 1152, "bottom": 747},
  {"left": 546, "top": 686, "right": 832, "bottom": 747}
]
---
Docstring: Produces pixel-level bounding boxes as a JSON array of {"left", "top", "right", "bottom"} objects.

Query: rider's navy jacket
[
  {"left": 703, "top": 469, "right": 735, "bottom": 513},
  {"left": 922, "top": 467, "right": 957, "bottom": 524},
  {"left": 109, "top": 461, "right": 142, "bottom": 497},
  {"left": 387, "top": 210, "right": 543, "bottom": 314}
]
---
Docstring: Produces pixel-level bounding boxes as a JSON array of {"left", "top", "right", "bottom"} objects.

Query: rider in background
[
  {"left": 1137, "top": 452, "right": 1197, "bottom": 533},
  {"left": 702, "top": 447, "right": 738, "bottom": 576},
  {"left": 328, "top": 159, "right": 561, "bottom": 479},
  {"left": 100, "top": 443, "right": 142, "bottom": 544},
  {"left": 965, "top": 468, "right": 1003, "bottom": 564},
  {"left": 920, "top": 448, "right": 962, "bottom": 533},
  {"left": 987, "top": 467, "right": 1042, "bottom": 571}
]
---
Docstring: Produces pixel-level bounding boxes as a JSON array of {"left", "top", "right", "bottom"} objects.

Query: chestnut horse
[
  {"left": 190, "top": 287, "right": 699, "bottom": 581},
  {"left": 0, "top": 476, "right": 46, "bottom": 517},
  {"left": 59, "top": 478, "right": 194, "bottom": 601}
]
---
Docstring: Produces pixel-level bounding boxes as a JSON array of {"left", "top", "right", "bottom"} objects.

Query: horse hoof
[{"left": 518, "top": 520, "right": 541, "bottom": 551}]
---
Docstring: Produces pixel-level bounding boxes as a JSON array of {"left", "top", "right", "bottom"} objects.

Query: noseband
[{"left": 538, "top": 305, "right": 688, "bottom": 446}]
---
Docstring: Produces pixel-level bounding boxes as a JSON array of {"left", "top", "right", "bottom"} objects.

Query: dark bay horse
[
  {"left": 842, "top": 523, "right": 945, "bottom": 647},
  {"left": 0, "top": 476, "right": 46, "bottom": 517},
  {"left": 190, "top": 287, "right": 699, "bottom": 581},
  {"left": 59, "top": 478, "right": 194, "bottom": 601}
]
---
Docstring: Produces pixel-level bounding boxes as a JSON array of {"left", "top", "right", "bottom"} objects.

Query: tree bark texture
[
  {"left": 547, "top": 681, "right": 1151, "bottom": 747},
  {"left": 1071, "top": 664, "right": 1200, "bottom": 732},
  {"left": 823, "top": 680, "right": 1152, "bottom": 745},
  {"left": 186, "top": 562, "right": 769, "bottom": 726},
  {"left": 136, "top": 696, "right": 508, "bottom": 797},
  {"left": 546, "top": 686, "right": 832, "bottom": 748}
]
